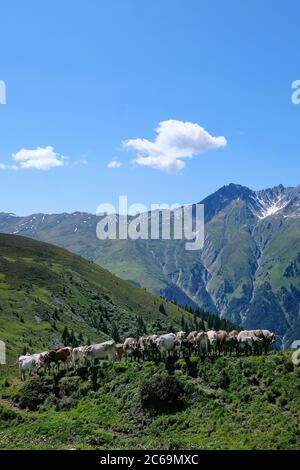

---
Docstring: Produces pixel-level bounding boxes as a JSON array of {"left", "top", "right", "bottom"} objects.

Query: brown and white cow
[
  {"left": 252, "top": 329, "right": 276, "bottom": 354},
  {"left": 123, "top": 337, "right": 138, "bottom": 361},
  {"left": 174, "top": 331, "right": 189, "bottom": 357},
  {"left": 195, "top": 331, "right": 209, "bottom": 356},
  {"left": 215, "top": 330, "right": 228, "bottom": 356},
  {"left": 42, "top": 347, "right": 72, "bottom": 370},
  {"left": 187, "top": 331, "right": 198, "bottom": 355},
  {"left": 116, "top": 343, "right": 125, "bottom": 362},
  {"left": 225, "top": 330, "right": 239, "bottom": 355},
  {"left": 137, "top": 336, "right": 150, "bottom": 361}
]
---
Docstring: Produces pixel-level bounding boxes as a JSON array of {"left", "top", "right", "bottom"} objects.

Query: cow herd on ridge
[{"left": 17, "top": 328, "right": 276, "bottom": 380}]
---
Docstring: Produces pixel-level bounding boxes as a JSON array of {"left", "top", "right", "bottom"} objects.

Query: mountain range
[{"left": 1, "top": 183, "right": 300, "bottom": 348}]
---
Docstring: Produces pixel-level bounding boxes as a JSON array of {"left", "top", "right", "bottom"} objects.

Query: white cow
[
  {"left": 71, "top": 346, "right": 86, "bottom": 368},
  {"left": 207, "top": 330, "right": 218, "bottom": 355},
  {"left": 18, "top": 354, "right": 43, "bottom": 380},
  {"left": 237, "top": 330, "right": 263, "bottom": 355},
  {"left": 155, "top": 333, "right": 176, "bottom": 359},
  {"left": 84, "top": 340, "right": 116, "bottom": 366}
]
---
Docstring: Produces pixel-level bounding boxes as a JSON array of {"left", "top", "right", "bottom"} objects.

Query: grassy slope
[
  {"left": 0, "top": 234, "right": 194, "bottom": 361},
  {"left": 0, "top": 353, "right": 299, "bottom": 450}
]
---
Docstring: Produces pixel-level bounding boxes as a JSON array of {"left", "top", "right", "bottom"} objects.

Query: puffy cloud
[
  {"left": 12, "top": 146, "right": 65, "bottom": 170},
  {"left": 123, "top": 119, "right": 227, "bottom": 173},
  {"left": 107, "top": 158, "right": 123, "bottom": 169}
]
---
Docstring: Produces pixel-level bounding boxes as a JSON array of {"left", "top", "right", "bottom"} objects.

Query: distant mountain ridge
[{"left": 1, "top": 183, "right": 300, "bottom": 348}]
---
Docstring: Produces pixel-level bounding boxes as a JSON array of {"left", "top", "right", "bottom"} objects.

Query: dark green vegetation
[
  {"left": 0, "top": 233, "right": 199, "bottom": 361},
  {"left": 0, "top": 353, "right": 299, "bottom": 449},
  {"left": 1, "top": 184, "right": 300, "bottom": 347}
]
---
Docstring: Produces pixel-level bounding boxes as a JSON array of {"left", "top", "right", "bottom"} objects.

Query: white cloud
[
  {"left": 11, "top": 146, "right": 65, "bottom": 170},
  {"left": 107, "top": 158, "right": 123, "bottom": 169},
  {"left": 123, "top": 119, "right": 227, "bottom": 173}
]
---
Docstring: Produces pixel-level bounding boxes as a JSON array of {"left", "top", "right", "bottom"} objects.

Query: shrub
[
  {"left": 85, "top": 431, "right": 113, "bottom": 447},
  {"left": 249, "top": 374, "right": 259, "bottom": 386},
  {"left": 57, "top": 376, "right": 79, "bottom": 397},
  {"left": 265, "top": 386, "right": 281, "bottom": 404},
  {"left": 241, "top": 391, "right": 251, "bottom": 403},
  {"left": 0, "top": 404, "right": 20, "bottom": 422},
  {"left": 55, "top": 396, "right": 77, "bottom": 411},
  {"left": 17, "top": 377, "right": 53, "bottom": 411},
  {"left": 137, "top": 373, "right": 186, "bottom": 416},
  {"left": 277, "top": 395, "right": 288, "bottom": 407},
  {"left": 283, "top": 360, "right": 294, "bottom": 373}
]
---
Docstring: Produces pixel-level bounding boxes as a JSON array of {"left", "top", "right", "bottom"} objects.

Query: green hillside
[
  {"left": 0, "top": 234, "right": 196, "bottom": 360},
  {"left": 0, "top": 353, "right": 299, "bottom": 450}
]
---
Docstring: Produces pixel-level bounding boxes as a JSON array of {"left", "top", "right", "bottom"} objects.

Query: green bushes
[
  {"left": 277, "top": 395, "right": 288, "bottom": 407},
  {"left": 17, "top": 376, "right": 53, "bottom": 411},
  {"left": 265, "top": 385, "right": 282, "bottom": 403},
  {"left": 16, "top": 374, "right": 90, "bottom": 411},
  {"left": 0, "top": 403, "right": 21, "bottom": 422},
  {"left": 137, "top": 373, "right": 186, "bottom": 416},
  {"left": 54, "top": 396, "right": 77, "bottom": 411},
  {"left": 1, "top": 353, "right": 299, "bottom": 450},
  {"left": 85, "top": 430, "right": 113, "bottom": 447},
  {"left": 56, "top": 376, "right": 79, "bottom": 397}
]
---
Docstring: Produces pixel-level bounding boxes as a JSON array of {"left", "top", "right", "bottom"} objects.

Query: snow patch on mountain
[
  {"left": 250, "top": 185, "right": 298, "bottom": 219},
  {"left": 256, "top": 196, "right": 289, "bottom": 219}
]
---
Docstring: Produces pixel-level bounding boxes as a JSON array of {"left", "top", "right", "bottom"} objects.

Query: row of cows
[{"left": 17, "top": 328, "right": 276, "bottom": 379}]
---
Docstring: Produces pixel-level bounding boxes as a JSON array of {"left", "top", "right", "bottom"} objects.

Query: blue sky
[{"left": 0, "top": 0, "right": 299, "bottom": 215}]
